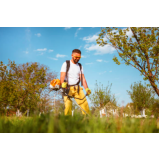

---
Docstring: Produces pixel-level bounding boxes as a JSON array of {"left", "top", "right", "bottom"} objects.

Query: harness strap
[
  {"left": 66, "top": 60, "right": 70, "bottom": 84},
  {"left": 78, "top": 63, "right": 83, "bottom": 87},
  {"left": 65, "top": 60, "right": 83, "bottom": 95}
]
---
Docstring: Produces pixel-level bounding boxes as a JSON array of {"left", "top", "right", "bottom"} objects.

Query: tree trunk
[
  {"left": 27, "top": 109, "right": 29, "bottom": 117},
  {"left": 16, "top": 109, "right": 20, "bottom": 117},
  {"left": 148, "top": 78, "right": 159, "bottom": 96},
  {"left": 140, "top": 108, "right": 145, "bottom": 117}
]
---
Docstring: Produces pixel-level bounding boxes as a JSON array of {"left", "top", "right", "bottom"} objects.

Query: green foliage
[
  {"left": 151, "top": 98, "right": 159, "bottom": 119},
  {"left": 89, "top": 81, "right": 117, "bottom": 114},
  {"left": 127, "top": 81, "right": 157, "bottom": 113},
  {"left": 0, "top": 60, "right": 57, "bottom": 115},
  {"left": 0, "top": 114, "right": 158, "bottom": 133},
  {"left": 124, "top": 105, "right": 131, "bottom": 116},
  {"left": 97, "top": 27, "right": 159, "bottom": 96}
]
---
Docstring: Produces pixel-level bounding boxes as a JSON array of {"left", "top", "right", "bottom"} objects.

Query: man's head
[{"left": 71, "top": 49, "right": 81, "bottom": 64}]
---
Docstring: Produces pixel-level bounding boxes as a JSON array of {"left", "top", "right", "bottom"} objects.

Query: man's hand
[
  {"left": 62, "top": 82, "right": 67, "bottom": 88},
  {"left": 86, "top": 88, "right": 91, "bottom": 95}
]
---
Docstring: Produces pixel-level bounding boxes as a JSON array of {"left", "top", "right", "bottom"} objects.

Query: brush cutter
[{"left": 49, "top": 79, "right": 89, "bottom": 115}]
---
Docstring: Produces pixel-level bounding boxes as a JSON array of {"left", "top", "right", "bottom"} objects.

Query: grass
[{"left": 0, "top": 113, "right": 159, "bottom": 133}]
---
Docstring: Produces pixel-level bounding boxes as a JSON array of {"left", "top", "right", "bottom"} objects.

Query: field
[{"left": 0, "top": 113, "right": 159, "bottom": 133}]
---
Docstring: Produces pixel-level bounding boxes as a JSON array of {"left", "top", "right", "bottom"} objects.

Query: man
[{"left": 60, "top": 49, "right": 91, "bottom": 115}]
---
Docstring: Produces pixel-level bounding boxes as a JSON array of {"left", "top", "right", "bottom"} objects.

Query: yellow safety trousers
[{"left": 64, "top": 85, "right": 90, "bottom": 115}]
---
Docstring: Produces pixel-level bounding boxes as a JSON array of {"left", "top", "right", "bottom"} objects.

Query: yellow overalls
[{"left": 63, "top": 85, "right": 90, "bottom": 115}]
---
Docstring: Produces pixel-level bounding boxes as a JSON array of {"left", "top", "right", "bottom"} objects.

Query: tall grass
[{"left": 0, "top": 113, "right": 159, "bottom": 133}]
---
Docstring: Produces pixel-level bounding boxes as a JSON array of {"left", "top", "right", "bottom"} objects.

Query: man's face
[{"left": 72, "top": 52, "right": 81, "bottom": 64}]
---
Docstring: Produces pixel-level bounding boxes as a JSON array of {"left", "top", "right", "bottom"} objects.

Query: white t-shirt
[{"left": 60, "top": 60, "right": 84, "bottom": 85}]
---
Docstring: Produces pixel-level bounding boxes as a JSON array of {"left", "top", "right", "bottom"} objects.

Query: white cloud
[
  {"left": 85, "top": 63, "right": 93, "bottom": 65},
  {"left": 84, "top": 44, "right": 90, "bottom": 49},
  {"left": 84, "top": 44, "right": 115, "bottom": 55},
  {"left": 78, "top": 45, "right": 82, "bottom": 49},
  {"left": 64, "top": 27, "right": 72, "bottom": 30},
  {"left": 48, "top": 49, "right": 54, "bottom": 53},
  {"left": 96, "top": 59, "right": 103, "bottom": 62},
  {"left": 56, "top": 54, "right": 67, "bottom": 58},
  {"left": 35, "top": 33, "right": 41, "bottom": 37},
  {"left": 109, "top": 70, "right": 112, "bottom": 72},
  {"left": 111, "top": 28, "right": 133, "bottom": 38},
  {"left": 99, "top": 71, "right": 106, "bottom": 75},
  {"left": 75, "top": 27, "right": 82, "bottom": 37},
  {"left": 24, "top": 51, "right": 28, "bottom": 54},
  {"left": 123, "top": 28, "right": 133, "bottom": 38},
  {"left": 48, "top": 57, "right": 58, "bottom": 60},
  {"left": 83, "top": 34, "right": 99, "bottom": 43},
  {"left": 35, "top": 48, "right": 47, "bottom": 52},
  {"left": 81, "top": 55, "right": 87, "bottom": 58},
  {"left": 96, "top": 59, "right": 109, "bottom": 63}
]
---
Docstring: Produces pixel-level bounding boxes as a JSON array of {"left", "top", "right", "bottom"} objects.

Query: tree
[
  {"left": 124, "top": 103, "right": 134, "bottom": 117},
  {"left": 0, "top": 60, "right": 57, "bottom": 114},
  {"left": 127, "top": 81, "right": 156, "bottom": 114},
  {"left": 151, "top": 98, "right": 159, "bottom": 118},
  {"left": 89, "top": 81, "right": 117, "bottom": 110},
  {"left": 96, "top": 27, "right": 159, "bottom": 96}
]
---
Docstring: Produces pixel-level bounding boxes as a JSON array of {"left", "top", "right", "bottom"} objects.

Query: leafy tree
[
  {"left": 0, "top": 60, "right": 57, "bottom": 114},
  {"left": 124, "top": 103, "right": 135, "bottom": 116},
  {"left": 151, "top": 98, "right": 159, "bottom": 118},
  {"left": 89, "top": 81, "right": 117, "bottom": 110},
  {"left": 97, "top": 27, "right": 159, "bottom": 96},
  {"left": 127, "top": 81, "right": 156, "bottom": 114}
]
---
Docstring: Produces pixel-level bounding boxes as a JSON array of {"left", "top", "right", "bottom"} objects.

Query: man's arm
[
  {"left": 60, "top": 72, "right": 66, "bottom": 85},
  {"left": 81, "top": 74, "right": 88, "bottom": 89}
]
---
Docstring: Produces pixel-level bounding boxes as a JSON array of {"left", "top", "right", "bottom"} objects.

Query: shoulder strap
[
  {"left": 78, "top": 63, "right": 83, "bottom": 86},
  {"left": 66, "top": 60, "right": 70, "bottom": 83},
  {"left": 78, "top": 63, "right": 82, "bottom": 71}
]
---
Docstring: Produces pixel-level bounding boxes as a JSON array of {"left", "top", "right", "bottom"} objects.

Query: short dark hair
[{"left": 72, "top": 49, "right": 81, "bottom": 54}]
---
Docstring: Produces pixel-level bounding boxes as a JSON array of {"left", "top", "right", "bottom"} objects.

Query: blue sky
[{"left": 0, "top": 27, "right": 151, "bottom": 106}]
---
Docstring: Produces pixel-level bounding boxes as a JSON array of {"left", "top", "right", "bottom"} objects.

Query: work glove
[
  {"left": 86, "top": 88, "right": 91, "bottom": 95},
  {"left": 62, "top": 82, "right": 67, "bottom": 88}
]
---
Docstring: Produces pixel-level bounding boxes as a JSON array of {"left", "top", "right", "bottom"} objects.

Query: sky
[{"left": 0, "top": 27, "right": 152, "bottom": 107}]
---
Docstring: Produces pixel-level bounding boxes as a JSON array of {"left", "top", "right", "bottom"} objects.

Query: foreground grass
[{"left": 0, "top": 113, "right": 159, "bottom": 133}]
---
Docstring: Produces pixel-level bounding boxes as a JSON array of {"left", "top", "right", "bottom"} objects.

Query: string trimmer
[{"left": 49, "top": 79, "right": 89, "bottom": 115}]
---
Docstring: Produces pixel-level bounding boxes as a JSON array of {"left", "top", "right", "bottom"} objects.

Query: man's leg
[
  {"left": 74, "top": 87, "right": 90, "bottom": 115},
  {"left": 64, "top": 96, "right": 72, "bottom": 115}
]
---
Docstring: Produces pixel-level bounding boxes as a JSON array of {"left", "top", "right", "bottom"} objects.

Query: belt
[
  {"left": 68, "top": 84, "right": 80, "bottom": 95},
  {"left": 62, "top": 79, "right": 81, "bottom": 98}
]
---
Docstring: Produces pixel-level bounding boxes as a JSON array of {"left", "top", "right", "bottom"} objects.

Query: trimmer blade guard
[{"left": 50, "top": 84, "right": 60, "bottom": 90}]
